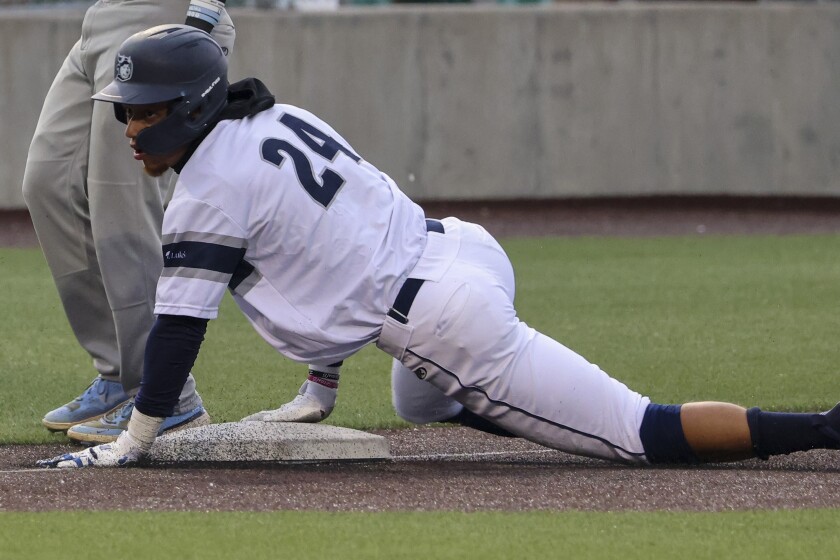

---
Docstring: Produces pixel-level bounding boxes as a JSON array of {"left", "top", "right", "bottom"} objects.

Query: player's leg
[
  {"left": 391, "top": 358, "right": 463, "bottom": 423},
  {"left": 22, "top": 36, "right": 131, "bottom": 432},
  {"left": 385, "top": 219, "right": 651, "bottom": 462},
  {"left": 390, "top": 219, "right": 840, "bottom": 464},
  {"left": 676, "top": 402, "right": 753, "bottom": 461},
  {"left": 391, "top": 358, "right": 517, "bottom": 436},
  {"left": 670, "top": 400, "right": 840, "bottom": 462},
  {"left": 417, "top": 323, "right": 651, "bottom": 463},
  {"left": 63, "top": 2, "right": 236, "bottom": 443}
]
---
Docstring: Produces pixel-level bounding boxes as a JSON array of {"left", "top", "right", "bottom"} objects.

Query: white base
[{"left": 148, "top": 421, "right": 391, "bottom": 463}]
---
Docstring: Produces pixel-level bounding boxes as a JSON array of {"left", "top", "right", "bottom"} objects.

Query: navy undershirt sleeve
[{"left": 134, "top": 314, "right": 208, "bottom": 418}]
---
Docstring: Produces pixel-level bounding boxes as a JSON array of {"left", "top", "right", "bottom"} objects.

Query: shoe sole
[
  {"left": 67, "top": 411, "right": 212, "bottom": 446},
  {"left": 41, "top": 400, "right": 132, "bottom": 433},
  {"left": 163, "top": 410, "right": 212, "bottom": 433},
  {"left": 243, "top": 408, "right": 328, "bottom": 423}
]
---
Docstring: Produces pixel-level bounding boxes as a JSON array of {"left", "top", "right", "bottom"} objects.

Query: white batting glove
[
  {"left": 242, "top": 381, "right": 335, "bottom": 423},
  {"left": 37, "top": 407, "right": 161, "bottom": 469},
  {"left": 36, "top": 431, "right": 148, "bottom": 469}
]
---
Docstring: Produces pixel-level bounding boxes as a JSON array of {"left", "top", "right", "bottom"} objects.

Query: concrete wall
[{"left": 2, "top": 3, "right": 840, "bottom": 209}]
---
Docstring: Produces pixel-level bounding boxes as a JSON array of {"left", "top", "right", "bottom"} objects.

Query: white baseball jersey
[{"left": 156, "top": 104, "right": 427, "bottom": 364}]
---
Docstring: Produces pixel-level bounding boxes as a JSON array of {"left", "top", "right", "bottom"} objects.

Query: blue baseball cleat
[
  {"left": 42, "top": 377, "right": 130, "bottom": 432},
  {"left": 66, "top": 398, "right": 211, "bottom": 445}
]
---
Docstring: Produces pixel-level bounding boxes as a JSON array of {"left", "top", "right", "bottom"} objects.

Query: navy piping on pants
[{"left": 404, "top": 348, "right": 647, "bottom": 460}]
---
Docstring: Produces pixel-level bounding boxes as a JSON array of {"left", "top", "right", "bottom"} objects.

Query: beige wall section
[
  {"left": 0, "top": 9, "right": 86, "bottom": 209},
  {"left": 2, "top": 4, "right": 840, "bottom": 208}
]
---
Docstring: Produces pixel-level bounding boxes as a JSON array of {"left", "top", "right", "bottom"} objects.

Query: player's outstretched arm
[{"left": 242, "top": 363, "right": 341, "bottom": 423}]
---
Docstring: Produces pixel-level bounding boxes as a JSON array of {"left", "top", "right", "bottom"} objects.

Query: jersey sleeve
[
  {"left": 155, "top": 197, "right": 248, "bottom": 319},
  {"left": 135, "top": 314, "right": 208, "bottom": 418}
]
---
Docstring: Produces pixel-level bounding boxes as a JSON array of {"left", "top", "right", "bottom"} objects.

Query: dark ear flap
[
  {"left": 113, "top": 104, "right": 128, "bottom": 125},
  {"left": 134, "top": 98, "right": 210, "bottom": 156}
]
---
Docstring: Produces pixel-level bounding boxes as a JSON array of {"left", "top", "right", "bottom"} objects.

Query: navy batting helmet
[{"left": 92, "top": 24, "right": 228, "bottom": 155}]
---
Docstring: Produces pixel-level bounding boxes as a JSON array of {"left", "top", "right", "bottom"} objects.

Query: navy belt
[{"left": 387, "top": 219, "right": 445, "bottom": 325}]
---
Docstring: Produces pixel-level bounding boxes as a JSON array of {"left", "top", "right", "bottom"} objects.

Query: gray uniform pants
[{"left": 22, "top": 1, "right": 235, "bottom": 412}]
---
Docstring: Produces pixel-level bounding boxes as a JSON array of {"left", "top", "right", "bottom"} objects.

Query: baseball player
[
  {"left": 21, "top": 0, "right": 332, "bottom": 445},
  {"left": 38, "top": 25, "right": 840, "bottom": 468}
]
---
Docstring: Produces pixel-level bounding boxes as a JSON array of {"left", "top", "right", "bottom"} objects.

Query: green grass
[
  {"left": 3, "top": 234, "right": 840, "bottom": 443},
  {"left": 2, "top": 510, "right": 839, "bottom": 560}
]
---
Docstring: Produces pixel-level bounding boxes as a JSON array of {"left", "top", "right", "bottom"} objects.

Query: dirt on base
[{"left": 2, "top": 197, "right": 840, "bottom": 512}]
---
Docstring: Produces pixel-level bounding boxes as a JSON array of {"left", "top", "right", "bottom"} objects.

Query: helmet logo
[
  {"left": 116, "top": 55, "right": 133, "bottom": 82},
  {"left": 201, "top": 76, "right": 221, "bottom": 98}
]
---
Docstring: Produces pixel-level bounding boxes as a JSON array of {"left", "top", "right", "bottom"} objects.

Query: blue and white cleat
[
  {"left": 66, "top": 398, "right": 211, "bottom": 446},
  {"left": 42, "top": 377, "right": 130, "bottom": 432}
]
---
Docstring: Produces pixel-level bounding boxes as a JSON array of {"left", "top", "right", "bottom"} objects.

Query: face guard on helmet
[{"left": 92, "top": 24, "right": 228, "bottom": 156}]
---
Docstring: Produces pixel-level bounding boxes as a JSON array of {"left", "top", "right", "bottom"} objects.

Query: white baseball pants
[{"left": 382, "top": 218, "right": 651, "bottom": 464}]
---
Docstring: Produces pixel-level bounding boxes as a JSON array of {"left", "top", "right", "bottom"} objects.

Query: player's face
[{"left": 123, "top": 102, "right": 189, "bottom": 177}]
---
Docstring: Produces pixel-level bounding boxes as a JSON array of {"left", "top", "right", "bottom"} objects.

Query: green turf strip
[
  {"left": 1, "top": 510, "right": 838, "bottom": 560},
  {"left": 3, "top": 234, "right": 840, "bottom": 443}
]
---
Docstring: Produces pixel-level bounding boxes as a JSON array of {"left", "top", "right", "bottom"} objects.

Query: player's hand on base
[
  {"left": 36, "top": 431, "right": 148, "bottom": 469},
  {"left": 241, "top": 392, "right": 333, "bottom": 423}
]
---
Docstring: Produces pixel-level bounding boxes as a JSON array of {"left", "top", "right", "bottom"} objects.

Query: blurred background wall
[{"left": 1, "top": 2, "right": 839, "bottom": 208}]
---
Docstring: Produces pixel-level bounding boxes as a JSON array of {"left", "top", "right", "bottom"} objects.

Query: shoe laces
[
  {"left": 100, "top": 398, "right": 135, "bottom": 424},
  {"left": 73, "top": 379, "right": 102, "bottom": 402},
  {"left": 74, "top": 377, "right": 118, "bottom": 402}
]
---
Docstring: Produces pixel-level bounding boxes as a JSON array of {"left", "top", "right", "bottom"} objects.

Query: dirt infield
[
  {"left": 2, "top": 197, "right": 840, "bottom": 512},
  {"left": 2, "top": 430, "right": 840, "bottom": 512}
]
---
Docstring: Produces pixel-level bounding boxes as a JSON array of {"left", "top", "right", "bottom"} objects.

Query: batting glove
[
  {"left": 242, "top": 392, "right": 333, "bottom": 423},
  {"left": 37, "top": 431, "right": 149, "bottom": 469}
]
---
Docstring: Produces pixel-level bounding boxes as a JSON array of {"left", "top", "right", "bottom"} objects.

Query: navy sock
[
  {"left": 639, "top": 403, "right": 699, "bottom": 464},
  {"left": 746, "top": 407, "right": 840, "bottom": 459}
]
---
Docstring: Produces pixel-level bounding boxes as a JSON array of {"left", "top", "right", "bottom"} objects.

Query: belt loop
[{"left": 425, "top": 219, "right": 444, "bottom": 234}]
